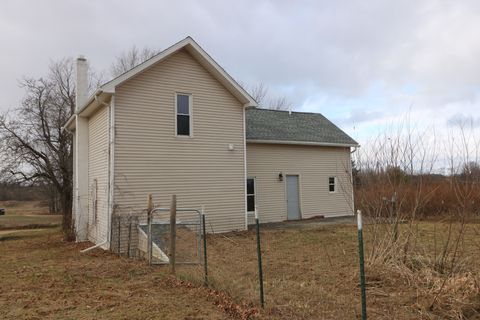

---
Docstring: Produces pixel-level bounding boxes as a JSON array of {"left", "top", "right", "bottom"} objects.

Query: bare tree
[
  {"left": 110, "top": 46, "right": 158, "bottom": 77},
  {"left": 0, "top": 59, "right": 75, "bottom": 239},
  {"left": 248, "top": 82, "right": 269, "bottom": 106},
  {"left": 241, "top": 81, "right": 292, "bottom": 111},
  {"left": 268, "top": 96, "right": 292, "bottom": 111}
]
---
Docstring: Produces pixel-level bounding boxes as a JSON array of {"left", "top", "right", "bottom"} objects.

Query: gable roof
[
  {"left": 101, "top": 37, "right": 256, "bottom": 106},
  {"left": 245, "top": 107, "right": 358, "bottom": 147},
  {"left": 66, "top": 36, "right": 257, "bottom": 127}
]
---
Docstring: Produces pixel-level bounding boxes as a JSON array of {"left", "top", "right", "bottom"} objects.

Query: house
[{"left": 64, "top": 37, "right": 358, "bottom": 252}]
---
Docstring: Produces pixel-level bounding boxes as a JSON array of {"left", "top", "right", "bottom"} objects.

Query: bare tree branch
[{"left": 110, "top": 46, "right": 159, "bottom": 78}]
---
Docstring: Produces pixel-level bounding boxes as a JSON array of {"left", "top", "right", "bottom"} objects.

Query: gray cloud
[
  {"left": 1, "top": 0, "right": 480, "bottom": 144},
  {"left": 447, "top": 113, "right": 480, "bottom": 128}
]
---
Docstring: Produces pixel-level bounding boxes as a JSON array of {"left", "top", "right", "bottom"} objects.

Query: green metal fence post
[
  {"left": 357, "top": 210, "right": 367, "bottom": 320},
  {"left": 255, "top": 206, "right": 265, "bottom": 308},
  {"left": 202, "top": 206, "right": 208, "bottom": 287}
]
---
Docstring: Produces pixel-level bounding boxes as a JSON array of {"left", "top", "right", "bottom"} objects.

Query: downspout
[
  {"left": 243, "top": 104, "right": 248, "bottom": 229},
  {"left": 107, "top": 96, "right": 115, "bottom": 248},
  {"left": 81, "top": 94, "right": 113, "bottom": 253}
]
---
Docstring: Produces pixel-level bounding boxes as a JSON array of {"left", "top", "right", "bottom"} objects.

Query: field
[
  {"left": 181, "top": 219, "right": 480, "bottom": 319},
  {"left": 0, "top": 201, "right": 61, "bottom": 230},
  {"left": 0, "top": 229, "right": 230, "bottom": 319},
  {"left": 1, "top": 203, "right": 479, "bottom": 319}
]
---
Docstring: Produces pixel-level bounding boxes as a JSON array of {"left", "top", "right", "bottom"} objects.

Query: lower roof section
[{"left": 246, "top": 107, "right": 358, "bottom": 147}]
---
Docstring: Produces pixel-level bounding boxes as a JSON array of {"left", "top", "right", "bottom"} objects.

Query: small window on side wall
[
  {"left": 176, "top": 94, "right": 191, "bottom": 136},
  {"left": 247, "top": 178, "right": 256, "bottom": 212},
  {"left": 328, "top": 177, "right": 336, "bottom": 193}
]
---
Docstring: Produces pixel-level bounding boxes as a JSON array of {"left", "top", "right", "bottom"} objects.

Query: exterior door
[{"left": 286, "top": 175, "right": 301, "bottom": 220}]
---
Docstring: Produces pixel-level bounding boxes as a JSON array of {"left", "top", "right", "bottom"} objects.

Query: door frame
[{"left": 284, "top": 173, "right": 303, "bottom": 220}]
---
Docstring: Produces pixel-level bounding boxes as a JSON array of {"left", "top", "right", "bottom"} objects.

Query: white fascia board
[{"left": 246, "top": 139, "right": 359, "bottom": 148}]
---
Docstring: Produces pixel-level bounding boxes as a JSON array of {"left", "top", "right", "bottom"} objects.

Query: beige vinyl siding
[
  {"left": 246, "top": 143, "right": 353, "bottom": 224},
  {"left": 87, "top": 105, "right": 109, "bottom": 243},
  {"left": 114, "top": 49, "right": 245, "bottom": 240}
]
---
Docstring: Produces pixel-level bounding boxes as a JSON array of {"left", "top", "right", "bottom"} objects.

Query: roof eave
[
  {"left": 61, "top": 91, "right": 112, "bottom": 130},
  {"left": 246, "top": 139, "right": 359, "bottom": 148},
  {"left": 63, "top": 114, "right": 76, "bottom": 131}
]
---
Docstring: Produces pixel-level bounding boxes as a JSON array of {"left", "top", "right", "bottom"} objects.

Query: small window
[
  {"left": 328, "top": 177, "right": 336, "bottom": 193},
  {"left": 176, "top": 94, "right": 191, "bottom": 136},
  {"left": 247, "top": 178, "right": 256, "bottom": 212}
]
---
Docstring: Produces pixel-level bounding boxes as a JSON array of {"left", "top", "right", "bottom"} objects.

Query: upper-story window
[
  {"left": 176, "top": 93, "right": 192, "bottom": 136},
  {"left": 328, "top": 176, "right": 336, "bottom": 193}
]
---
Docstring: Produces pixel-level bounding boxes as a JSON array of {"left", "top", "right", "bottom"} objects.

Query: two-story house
[{"left": 64, "top": 37, "right": 358, "bottom": 252}]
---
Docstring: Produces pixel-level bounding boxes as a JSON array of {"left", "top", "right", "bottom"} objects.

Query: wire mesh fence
[
  {"left": 111, "top": 214, "right": 139, "bottom": 258},
  {"left": 110, "top": 205, "right": 480, "bottom": 319},
  {"left": 173, "top": 214, "right": 480, "bottom": 319},
  {"left": 146, "top": 207, "right": 204, "bottom": 266}
]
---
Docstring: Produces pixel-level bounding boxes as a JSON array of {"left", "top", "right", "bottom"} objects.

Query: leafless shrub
[{"left": 355, "top": 114, "right": 480, "bottom": 318}]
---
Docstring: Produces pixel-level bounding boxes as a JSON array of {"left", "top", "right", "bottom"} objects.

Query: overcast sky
[{"left": 1, "top": 0, "right": 479, "bottom": 148}]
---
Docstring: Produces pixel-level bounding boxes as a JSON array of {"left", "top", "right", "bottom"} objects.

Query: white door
[{"left": 286, "top": 175, "right": 300, "bottom": 220}]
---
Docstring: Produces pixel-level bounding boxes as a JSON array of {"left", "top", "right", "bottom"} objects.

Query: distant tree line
[
  {"left": 0, "top": 182, "right": 44, "bottom": 202},
  {"left": 354, "top": 119, "right": 480, "bottom": 218}
]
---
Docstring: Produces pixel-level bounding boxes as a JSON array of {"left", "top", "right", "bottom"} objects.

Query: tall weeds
[{"left": 354, "top": 116, "right": 480, "bottom": 318}]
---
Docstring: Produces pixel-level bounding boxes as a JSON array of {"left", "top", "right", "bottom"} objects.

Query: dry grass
[
  {"left": 0, "top": 228, "right": 232, "bottom": 320},
  {"left": 178, "top": 220, "right": 480, "bottom": 319},
  {"left": 1, "top": 217, "right": 479, "bottom": 319},
  {"left": 364, "top": 220, "right": 480, "bottom": 319},
  {"left": 0, "top": 200, "right": 61, "bottom": 230}
]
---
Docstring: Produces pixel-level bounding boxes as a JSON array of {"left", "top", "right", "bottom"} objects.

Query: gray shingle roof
[{"left": 246, "top": 107, "right": 358, "bottom": 146}]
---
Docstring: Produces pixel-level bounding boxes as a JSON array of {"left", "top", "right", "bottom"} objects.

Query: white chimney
[{"left": 75, "top": 55, "right": 88, "bottom": 112}]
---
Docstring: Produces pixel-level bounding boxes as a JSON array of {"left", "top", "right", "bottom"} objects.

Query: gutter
[
  {"left": 246, "top": 139, "right": 359, "bottom": 148},
  {"left": 61, "top": 90, "right": 105, "bottom": 132},
  {"left": 62, "top": 114, "right": 76, "bottom": 133},
  {"left": 77, "top": 89, "right": 103, "bottom": 115}
]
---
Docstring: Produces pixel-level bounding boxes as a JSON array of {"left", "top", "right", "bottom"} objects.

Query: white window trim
[
  {"left": 247, "top": 177, "right": 256, "bottom": 213},
  {"left": 329, "top": 176, "right": 337, "bottom": 193},
  {"left": 174, "top": 92, "right": 193, "bottom": 137}
]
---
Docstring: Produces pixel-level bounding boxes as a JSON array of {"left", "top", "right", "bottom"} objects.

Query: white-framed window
[
  {"left": 328, "top": 176, "right": 336, "bottom": 193},
  {"left": 175, "top": 93, "right": 192, "bottom": 136},
  {"left": 247, "top": 178, "right": 256, "bottom": 212}
]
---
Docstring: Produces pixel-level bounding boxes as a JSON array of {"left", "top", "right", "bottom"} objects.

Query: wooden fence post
[
  {"left": 169, "top": 195, "right": 177, "bottom": 275},
  {"left": 147, "top": 194, "right": 153, "bottom": 265}
]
